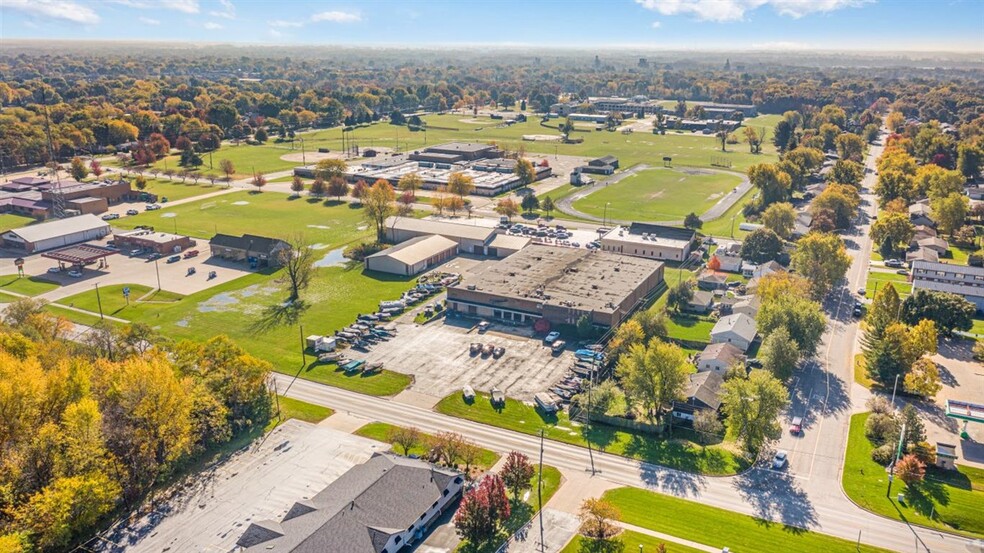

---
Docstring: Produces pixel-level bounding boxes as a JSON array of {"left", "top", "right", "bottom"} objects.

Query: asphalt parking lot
[{"left": 362, "top": 317, "right": 576, "bottom": 402}]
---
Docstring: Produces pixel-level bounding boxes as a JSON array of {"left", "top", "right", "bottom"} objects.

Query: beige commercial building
[
  {"left": 365, "top": 235, "right": 458, "bottom": 276},
  {"left": 382, "top": 217, "right": 529, "bottom": 258},
  {"left": 446, "top": 244, "right": 664, "bottom": 328},
  {"left": 600, "top": 222, "right": 695, "bottom": 262}
]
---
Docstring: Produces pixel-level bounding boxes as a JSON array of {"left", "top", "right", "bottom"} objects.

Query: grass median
[
  {"left": 354, "top": 421, "right": 501, "bottom": 471},
  {"left": 602, "top": 487, "right": 894, "bottom": 553},
  {"left": 0, "top": 274, "right": 59, "bottom": 296},
  {"left": 562, "top": 530, "right": 707, "bottom": 553},
  {"left": 435, "top": 392, "right": 747, "bottom": 476},
  {"left": 843, "top": 412, "right": 984, "bottom": 538},
  {"left": 267, "top": 395, "right": 333, "bottom": 430}
]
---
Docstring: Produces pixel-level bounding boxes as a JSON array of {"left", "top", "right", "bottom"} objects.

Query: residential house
[
  {"left": 906, "top": 248, "right": 939, "bottom": 265},
  {"left": 731, "top": 296, "right": 761, "bottom": 318},
  {"left": 697, "top": 270, "right": 728, "bottom": 291},
  {"left": 909, "top": 203, "right": 935, "bottom": 228},
  {"left": 712, "top": 242, "right": 743, "bottom": 273},
  {"left": 208, "top": 233, "right": 290, "bottom": 267},
  {"left": 685, "top": 290, "right": 714, "bottom": 314},
  {"left": 671, "top": 371, "right": 725, "bottom": 422},
  {"left": 696, "top": 342, "right": 744, "bottom": 374},
  {"left": 710, "top": 313, "right": 757, "bottom": 352},
  {"left": 915, "top": 236, "right": 949, "bottom": 255}
]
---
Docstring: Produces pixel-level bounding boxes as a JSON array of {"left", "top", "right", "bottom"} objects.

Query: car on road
[
  {"left": 544, "top": 331, "right": 561, "bottom": 343},
  {"left": 790, "top": 417, "right": 803, "bottom": 435},
  {"left": 47, "top": 267, "right": 61, "bottom": 274},
  {"left": 129, "top": 248, "right": 142, "bottom": 256},
  {"left": 145, "top": 204, "right": 161, "bottom": 211},
  {"left": 167, "top": 255, "right": 181, "bottom": 263},
  {"left": 853, "top": 305, "right": 863, "bottom": 317},
  {"left": 183, "top": 249, "right": 200, "bottom": 259},
  {"left": 746, "top": 358, "right": 763, "bottom": 369},
  {"left": 67, "top": 270, "right": 82, "bottom": 278},
  {"left": 884, "top": 259, "right": 905, "bottom": 268},
  {"left": 772, "top": 450, "right": 788, "bottom": 469},
  {"left": 126, "top": 209, "right": 139, "bottom": 216},
  {"left": 857, "top": 287, "right": 866, "bottom": 296},
  {"left": 147, "top": 253, "right": 162, "bottom": 260},
  {"left": 477, "top": 321, "right": 490, "bottom": 333},
  {"left": 896, "top": 269, "right": 909, "bottom": 275},
  {"left": 101, "top": 213, "right": 120, "bottom": 220}
]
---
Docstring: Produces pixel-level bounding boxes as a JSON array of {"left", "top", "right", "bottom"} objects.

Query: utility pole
[
  {"left": 154, "top": 258, "right": 162, "bottom": 291},
  {"left": 585, "top": 352, "right": 597, "bottom": 476},
  {"left": 538, "top": 429, "right": 545, "bottom": 553},
  {"left": 299, "top": 324, "right": 307, "bottom": 368},
  {"left": 886, "top": 422, "right": 906, "bottom": 497},
  {"left": 891, "top": 374, "right": 900, "bottom": 409}
]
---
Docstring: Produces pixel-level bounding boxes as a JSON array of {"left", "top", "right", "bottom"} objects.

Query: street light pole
[
  {"left": 94, "top": 283, "right": 104, "bottom": 320},
  {"left": 891, "top": 373, "right": 900, "bottom": 409},
  {"left": 154, "top": 258, "right": 161, "bottom": 291}
]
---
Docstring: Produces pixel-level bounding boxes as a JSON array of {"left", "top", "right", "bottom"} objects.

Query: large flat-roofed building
[
  {"left": 911, "top": 260, "right": 984, "bottom": 312},
  {"left": 365, "top": 235, "right": 458, "bottom": 276},
  {"left": 599, "top": 223, "right": 696, "bottom": 262},
  {"left": 446, "top": 244, "right": 664, "bottom": 328},
  {"left": 0, "top": 214, "right": 110, "bottom": 253},
  {"left": 113, "top": 229, "right": 196, "bottom": 255},
  {"left": 0, "top": 178, "right": 141, "bottom": 220},
  {"left": 237, "top": 453, "right": 463, "bottom": 553},
  {"left": 296, "top": 143, "right": 551, "bottom": 196},
  {"left": 209, "top": 233, "right": 289, "bottom": 267}
]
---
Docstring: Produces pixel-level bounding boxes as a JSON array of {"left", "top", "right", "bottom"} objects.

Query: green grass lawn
[
  {"left": 267, "top": 395, "right": 333, "bottom": 430},
  {"left": 0, "top": 212, "right": 37, "bottom": 233},
  {"left": 969, "top": 317, "right": 984, "bottom": 336},
  {"left": 665, "top": 312, "right": 715, "bottom": 344},
  {"left": 435, "top": 392, "right": 746, "bottom": 476},
  {"left": 354, "top": 422, "right": 501, "bottom": 471},
  {"left": 843, "top": 413, "right": 984, "bottom": 538},
  {"left": 151, "top": 141, "right": 302, "bottom": 179},
  {"left": 699, "top": 185, "right": 755, "bottom": 239},
  {"left": 0, "top": 274, "right": 59, "bottom": 296},
  {"left": 112, "top": 190, "right": 382, "bottom": 241},
  {"left": 43, "top": 304, "right": 108, "bottom": 327},
  {"left": 562, "top": 531, "right": 708, "bottom": 553},
  {"left": 295, "top": 114, "right": 778, "bottom": 173},
  {"left": 865, "top": 271, "right": 912, "bottom": 298},
  {"left": 59, "top": 284, "right": 171, "bottom": 317},
  {"left": 572, "top": 168, "right": 743, "bottom": 222},
  {"left": 945, "top": 245, "right": 982, "bottom": 266},
  {"left": 134, "top": 177, "right": 226, "bottom": 202},
  {"left": 602, "top": 487, "right": 894, "bottom": 553}
]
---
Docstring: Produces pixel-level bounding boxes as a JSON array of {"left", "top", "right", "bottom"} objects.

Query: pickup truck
[{"left": 183, "top": 249, "right": 200, "bottom": 259}]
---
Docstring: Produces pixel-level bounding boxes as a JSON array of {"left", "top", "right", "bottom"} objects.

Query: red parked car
[{"left": 183, "top": 249, "right": 200, "bottom": 259}]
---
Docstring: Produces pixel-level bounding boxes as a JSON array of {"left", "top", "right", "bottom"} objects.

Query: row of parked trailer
[{"left": 535, "top": 343, "right": 608, "bottom": 412}]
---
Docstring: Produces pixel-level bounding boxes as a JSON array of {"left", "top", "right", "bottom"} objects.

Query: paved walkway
[
  {"left": 554, "top": 164, "right": 752, "bottom": 226},
  {"left": 0, "top": 287, "right": 128, "bottom": 324}
]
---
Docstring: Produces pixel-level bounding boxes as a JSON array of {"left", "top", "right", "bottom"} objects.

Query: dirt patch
[
  {"left": 706, "top": 192, "right": 724, "bottom": 201},
  {"left": 648, "top": 190, "right": 666, "bottom": 200}
]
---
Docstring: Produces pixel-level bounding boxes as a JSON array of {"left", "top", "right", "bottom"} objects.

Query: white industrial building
[
  {"left": 599, "top": 222, "right": 696, "bottom": 262},
  {"left": 0, "top": 214, "right": 110, "bottom": 253},
  {"left": 365, "top": 235, "right": 458, "bottom": 276},
  {"left": 382, "top": 217, "right": 529, "bottom": 258}
]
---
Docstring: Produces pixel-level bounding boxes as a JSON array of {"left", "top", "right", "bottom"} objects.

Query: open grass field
[
  {"left": 113, "top": 189, "right": 375, "bottom": 241},
  {"left": 151, "top": 141, "right": 302, "bottom": 179},
  {"left": 699, "top": 185, "right": 754, "bottom": 239},
  {"left": 843, "top": 413, "right": 984, "bottom": 538},
  {"left": 0, "top": 212, "right": 37, "bottom": 233},
  {"left": 135, "top": 177, "right": 227, "bottom": 202},
  {"left": 572, "top": 168, "right": 744, "bottom": 222},
  {"left": 865, "top": 270, "right": 912, "bottom": 298},
  {"left": 665, "top": 312, "right": 715, "bottom": 344},
  {"left": 435, "top": 392, "right": 746, "bottom": 475},
  {"left": 562, "top": 531, "right": 707, "bottom": 553},
  {"left": 293, "top": 114, "right": 779, "bottom": 172},
  {"left": 60, "top": 284, "right": 173, "bottom": 317},
  {"left": 0, "top": 274, "right": 59, "bottom": 296},
  {"left": 602, "top": 487, "right": 894, "bottom": 553},
  {"left": 354, "top": 422, "right": 501, "bottom": 471},
  {"left": 268, "top": 395, "right": 333, "bottom": 430}
]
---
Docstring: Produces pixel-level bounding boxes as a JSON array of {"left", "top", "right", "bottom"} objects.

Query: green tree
[
  {"left": 134, "top": 175, "right": 147, "bottom": 191},
  {"left": 447, "top": 172, "right": 475, "bottom": 198},
  {"left": 865, "top": 321, "right": 937, "bottom": 385},
  {"left": 721, "top": 370, "right": 790, "bottom": 456},
  {"left": 13, "top": 473, "right": 121, "bottom": 550},
  {"left": 757, "top": 295, "right": 826, "bottom": 356},
  {"left": 683, "top": 212, "right": 702, "bottom": 230},
  {"left": 541, "top": 196, "right": 556, "bottom": 217},
  {"left": 811, "top": 183, "right": 861, "bottom": 229},
  {"left": 363, "top": 180, "right": 396, "bottom": 241},
  {"left": 521, "top": 193, "right": 540, "bottom": 213},
  {"left": 69, "top": 156, "right": 88, "bottom": 181},
  {"left": 615, "top": 338, "right": 690, "bottom": 419},
  {"left": 930, "top": 192, "right": 969, "bottom": 235},
  {"left": 903, "top": 357, "right": 943, "bottom": 399},
  {"left": 692, "top": 409, "right": 724, "bottom": 448},
  {"left": 666, "top": 279, "right": 695, "bottom": 313},
  {"left": 829, "top": 159, "right": 865, "bottom": 186},
  {"left": 835, "top": 133, "right": 865, "bottom": 162},
  {"left": 866, "top": 282, "right": 901, "bottom": 341},
  {"left": 760, "top": 326, "right": 800, "bottom": 381},
  {"left": 869, "top": 213, "right": 914, "bottom": 257},
  {"left": 314, "top": 158, "right": 347, "bottom": 180},
  {"left": 900, "top": 289, "right": 975, "bottom": 337},
  {"left": 790, "top": 231, "right": 851, "bottom": 299},
  {"left": 914, "top": 165, "right": 965, "bottom": 201},
  {"left": 253, "top": 127, "right": 268, "bottom": 142},
  {"left": 874, "top": 170, "right": 914, "bottom": 207},
  {"left": 559, "top": 117, "right": 575, "bottom": 141},
  {"left": 398, "top": 172, "right": 423, "bottom": 197},
  {"left": 747, "top": 163, "right": 792, "bottom": 206},
  {"left": 514, "top": 158, "right": 536, "bottom": 186},
  {"left": 608, "top": 319, "right": 645, "bottom": 362},
  {"left": 760, "top": 202, "right": 796, "bottom": 239},
  {"left": 576, "top": 315, "right": 595, "bottom": 339},
  {"left": 740, "top": 228, "right": 783, "bottom": 264},
  {"left": 494, "top": 198, "right": 519, "bottom": 221},
  {"left": 290, "top": 175, "right": 305, "bottom": 197},
  {"left": 956, "top": 143, "right": 982, "bottom": 179}
]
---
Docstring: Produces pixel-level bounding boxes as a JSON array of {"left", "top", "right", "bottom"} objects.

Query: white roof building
[
  {"left": 365, "top": 235, "right": 458, "bottom": 276},
  {"left": 0, "top": 214, "right": 110, "bottom": 253},
  {"left": 710, "top": 313, "right": 758, "bottom": 352}
]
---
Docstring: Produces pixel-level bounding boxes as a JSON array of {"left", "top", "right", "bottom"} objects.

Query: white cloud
[
  {"left": 5, "top": 0, "right": 100, "bottom": 24},
  {"left": 651, "top": 20, "right": 662, "bottom": 28},
  {"left": 311, "top": 10, "right": 361, "bottom": 23},
  {"left": 209, "top": 0, "right": 235, "bottom": 19},
  {"left": 203, "top": 21, "right": 223, "bottom": 29},
  {"left": 268, "top": 29, "right": 283, "bottom": 37},
  {"left": 270, "top": 19, "right": 304, "bottom": 28},
  {"left": 635, "top": 0, "right": 868, "bottom": 22},
  {"left": 110, "top": 0, "right": 200, "bottom": 14},
  {"left": 139, "top": 16, "right": 160, "bottom": 24}
]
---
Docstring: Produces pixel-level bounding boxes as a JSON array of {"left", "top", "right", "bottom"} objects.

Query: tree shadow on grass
[
  {"left": 733, "top": 468, "right": 817, "bottom": 531},
  {"left": 576, "top": 537, "right": 626, "bottom": 553},
  {"left": 248, "top": 300, "right": 310, "bottom": 333}
]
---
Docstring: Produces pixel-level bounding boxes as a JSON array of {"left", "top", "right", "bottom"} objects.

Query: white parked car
[
  {"left": 771, "top": 450, "right": 788, "bottom": 470},
  {"left": 68, "top": 270, "right": 83, "bottom": 278},
  {"left": 47, "top": 267, "right": 61, "bottom": 274},
  {"left": 544, "top": 331, "right": 560, "bottom": 343},
  {"left": 145, "top": 204, "right": 161, "bottom": 211}
]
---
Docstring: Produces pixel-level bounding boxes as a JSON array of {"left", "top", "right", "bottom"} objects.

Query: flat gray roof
[
  {"left": 455, "top": 244, "right": 663, "bottom": 314},
  {"left": 425, "top": 142, "right": 495, "bottom": 153},
  {"left": 3, "top": 214, "right": 108, "bottom": 243},
  {"left": 367, "top": 234, "right": 457, "bottom": 265},
  {"left": 385, "top": 216, "right": 496, "bottom": 242}
]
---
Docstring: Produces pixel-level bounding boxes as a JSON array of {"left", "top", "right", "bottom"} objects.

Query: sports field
[
  {"left": 134, "top": 177, "right": 226, "bottom": 202},
  {"left": 571, "top": 168, "right": 743, "bottom": 222},
  {"left": 150, "top": 140, "right": 303, "bottom": 179}
]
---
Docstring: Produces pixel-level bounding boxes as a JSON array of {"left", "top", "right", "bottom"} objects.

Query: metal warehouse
[
  {"left": 0, "top": 214, "right": 111, "bottom": 253},
  {"left": 365, "top": 234, "right": 458, "bottom": 276},
  {"left": 446, "top": 244, "right": 664, "bottom": 328}
]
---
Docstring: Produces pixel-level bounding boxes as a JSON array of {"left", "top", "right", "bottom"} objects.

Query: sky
[{"left": 1, "top": 0, "right": 982, "bottom": 52}]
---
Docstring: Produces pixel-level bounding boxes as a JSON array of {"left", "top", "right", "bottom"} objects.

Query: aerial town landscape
[{"left": 0, "top": 1, "right": 983, "bottom": 552}]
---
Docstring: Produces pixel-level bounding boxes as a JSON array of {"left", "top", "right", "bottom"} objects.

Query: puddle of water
[
  {"left": 175, "top": 319, "right": 189, "bottom": 327},
  {"left": 198, "top": 292, "right": 239, "bottom": 312},
  {"left": 161, "top": 212, "right": 177, "bottom": 218},
  {"left": 232, "top": 201, "right": 249, "bottom": 206},
  {"left": 309, "top": 243, "right": 331, "bottom": 250},
  {"left": 313, "top": 247, "right": 347, "bottom": 268},
  {"left": 307, "top": 224, "right": 330, "bottom": 229}
]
